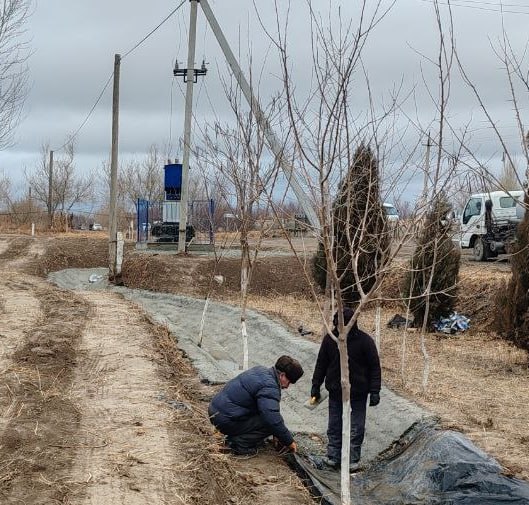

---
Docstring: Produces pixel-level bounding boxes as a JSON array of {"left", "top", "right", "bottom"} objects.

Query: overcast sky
[{"left": 2, "top": 0, "right": 529, "bottom": 202}]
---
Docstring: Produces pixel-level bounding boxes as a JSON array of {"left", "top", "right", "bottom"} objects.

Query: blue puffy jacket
[{"left": 209, "top": 366, "right": 293, "bottom": 446}]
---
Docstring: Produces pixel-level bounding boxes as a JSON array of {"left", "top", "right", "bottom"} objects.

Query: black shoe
[
  {"left": 349, "top": 461, "right": 360, "bottom": 472},
  {"left": 229, "top": 443, "right": 258, "bottom": 456},
  {"left": 321, "top": 456, "right": 340, "bottom": 469}
]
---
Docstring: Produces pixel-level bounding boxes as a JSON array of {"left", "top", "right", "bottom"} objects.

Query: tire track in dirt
[
  {"left": 0, "top": 235, "right": 315, "bottom": 504},
  {"left": 0, "top": 277, "right": 91, "bottom": 504},
  {"left": 0, "top": 273, "right": 43, "bottom": 437},
  {"left": 63, "top": 290, "right": 274, "bottom": 505},
  {"left": 64, "top": 292, "right": 181, "bottom": 504},
  {"left": 0, "top": 235, "right": 31, "bottom": 261}
]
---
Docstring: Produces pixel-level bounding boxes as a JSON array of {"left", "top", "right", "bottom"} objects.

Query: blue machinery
[{"left": 136, "top": 163, "right": 215, "bottom": 246}]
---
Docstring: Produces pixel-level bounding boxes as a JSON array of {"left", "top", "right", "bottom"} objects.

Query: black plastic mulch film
[{"left": 290, "top": 420, "right": 529, "bottom": 505}]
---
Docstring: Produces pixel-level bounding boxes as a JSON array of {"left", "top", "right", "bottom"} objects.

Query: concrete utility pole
[
  {"left": 178, "top": 0, "right": 199, "bottom": 252},
  {"left": 199, "top": 0, "right": 320, "bottom": 231},
  {"left": 48, "top": 150, "right": 54, "bottom": 229},
  {"left": 109, "top": 53, "right": 121, "bottom": 280}
]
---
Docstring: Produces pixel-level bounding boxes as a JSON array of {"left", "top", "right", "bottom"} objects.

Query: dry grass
[
  {"left": 231, "top": 293, "right": 529, "bottom": 480},
  {"left": 16, "top": 235, "right": 529, "bottom": 486},
  {"left": 148, "top": 320, "right": 314, "bottom": 505}
]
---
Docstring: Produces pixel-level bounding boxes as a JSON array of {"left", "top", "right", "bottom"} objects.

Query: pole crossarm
[{"left": 173, "top": 59, "right": 208, "bottom": 83}]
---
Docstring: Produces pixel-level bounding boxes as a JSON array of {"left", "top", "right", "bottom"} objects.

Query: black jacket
[
  {"left": 209, "top": 366, "right": 293, "bottom": 446},
  {"left": 312, "top": 324, "right": 381, "bottom": 400}
]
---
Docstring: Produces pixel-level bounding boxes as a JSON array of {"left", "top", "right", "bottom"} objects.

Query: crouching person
[{"left": 208, "top": 355, "right": 304, "bottom": 456}]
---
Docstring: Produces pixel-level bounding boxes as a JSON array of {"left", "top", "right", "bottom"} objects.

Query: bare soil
[{"left": 0, "top": 234, "right": 314, "bottom": 505}]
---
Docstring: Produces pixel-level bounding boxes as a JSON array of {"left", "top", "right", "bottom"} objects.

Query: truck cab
[{"left": 458, "top": 190, "right": 524, "bottom": 260}]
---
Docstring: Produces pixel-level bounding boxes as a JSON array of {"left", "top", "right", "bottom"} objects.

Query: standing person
[
  {"left": 208, "top": 355, "right": 304, "bottom": 456},
  {"left": 310, "top": 308, "right": 381, "bottom": 471}
]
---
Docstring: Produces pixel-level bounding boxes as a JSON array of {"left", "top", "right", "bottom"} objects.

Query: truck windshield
[{"left": 462, "top": 198, "right": 482, "bottom": 224}]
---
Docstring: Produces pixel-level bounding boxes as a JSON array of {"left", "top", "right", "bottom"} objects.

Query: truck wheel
[{"left": 473, "top": 238, "right": 489, "bottom": 261}]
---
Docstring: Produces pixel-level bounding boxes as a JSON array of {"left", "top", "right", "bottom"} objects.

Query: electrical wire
[
  {"left": 52, "top": 2, "right": 188, "bottom": 153},
  {"left": 122, "top": 0, "right": 187, "bottom": 60},
  {"left": 51, "top": 71, "right": 114, "bottom": 152},
  {"left": 418, "top": 0, "right": 529, "bottom": 14}
]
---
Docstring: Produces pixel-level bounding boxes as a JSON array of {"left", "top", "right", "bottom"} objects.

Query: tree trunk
[
  {"left": 374, "top": 303, "right": 381, "bottom": 355},
  {"left": 241, "top": 240, "right": 250, "bottom": 370},
  {"left": 401, "top": 269, "right": 414, "bottom": 387},
  {"left": 420, "top": 303, "right": 431, "bottom": 393},
  {"left": 198, "top": 296, "right": 210, "bottom": 347},
  {"left": 338, "top": 336, "right": 351, "bottom": 505}
]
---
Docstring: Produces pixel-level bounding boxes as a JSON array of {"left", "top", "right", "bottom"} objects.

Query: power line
[
  {"left": 52, "top": 72, "right": 114, "bottom": 152},
  {"left": 122, "top": 0, "right": 187, "bottom": 60},
  {"left": 453, "top": 0, "right": 529, "bottom": 8},
  {"left": 52, "top": 2, "right": 188, "bottom": 153},
  {"left": 418, "top": 0, "right": 529, "bottom": 14}
]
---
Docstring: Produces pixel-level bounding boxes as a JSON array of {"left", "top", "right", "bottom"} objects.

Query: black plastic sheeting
[{"left": 292, "top": 421, "right": 529, "bottom": 505}]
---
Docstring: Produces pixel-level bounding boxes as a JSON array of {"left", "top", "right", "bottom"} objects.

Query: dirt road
[{"left": 0, "top": 235, "right": 313, "bottom": 505}]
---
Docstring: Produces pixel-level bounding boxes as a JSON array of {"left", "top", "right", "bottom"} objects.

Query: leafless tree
[
  {"left": 0, "top": 0, "right": 31, "bottom": 151},
  {"left": 0, "top": 170, "right": 11, "bottom": 207},
  {"left": 199, "top": 88, "right": 283, "bottom": 369},
  {"left": 119, "top": 144, "right": 165, "bottom": 212},
  {"left": 267, "top": 2, "right": 420, "bottom": 501},
  {"left": 499, "top": 153, "right": 522, "bottom": 190},
  {"left": 26, "top": 139, "right": 94, "bottom": 219}
]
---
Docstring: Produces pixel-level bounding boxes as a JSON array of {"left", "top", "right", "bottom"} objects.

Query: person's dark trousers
[
  {"left": 327, "top": 393, "right": 368, "bottom": 463},
  {"left": 209, "top": 407, "right": 272, "bottom": 452},
  {"left": 226, "top": 415, "right": 272, "bottom": 451}
]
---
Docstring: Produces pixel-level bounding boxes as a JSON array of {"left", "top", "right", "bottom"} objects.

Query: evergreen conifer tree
[
  {"left": 313, "top": 144, "right": 388, "bottom": 305},
  {"left": 495, "top": 193, "right": 529, "bottom": 352},
  {"left": 403, "top": 194, "right": 460, "bottom": 328}
]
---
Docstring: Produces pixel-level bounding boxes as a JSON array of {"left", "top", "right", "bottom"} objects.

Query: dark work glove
[
  {"left": 310, "top": 385, "right": 321, "bottom": 400},
  {"left": 369, "top": 392, "right": 380, "bottom": 407}
]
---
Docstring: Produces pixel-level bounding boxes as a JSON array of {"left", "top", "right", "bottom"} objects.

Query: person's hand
[
  {"left": 310, "top": 385, "right": 321, "bottom": 401},
  {"left": 279, "top": 441, "right": 297, "bottom": 455},
  {"left": 369, "top": 392, "right": 380, "bottom": 407}
]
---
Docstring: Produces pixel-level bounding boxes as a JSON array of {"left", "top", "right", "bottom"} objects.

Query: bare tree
[
  {"left": 200, "top": 90, "right": 282, "bottom": 369},
  {"left": 499, "top": 153, "right": 521, "bottom": 190},
  {"left": 120, "top": 144, "right": 165, "bottom": 212},
  {"left": 26, "top": 139, "right": 94, "bottom": 220},
  {"left": 269, "top": 3, "right": 414, "bottom": 502},
  {"left": 454, "top": 9, "right": 529, "bottom": 350},
  {"left": 0, "top": 169, "right": 11, "bottom": 206},
  {"left": 0, "top": 0, "right": 31, "bottom": 151}
]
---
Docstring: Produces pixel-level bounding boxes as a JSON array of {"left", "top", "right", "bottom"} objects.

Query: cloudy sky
[{"left": 2, "top": 0, "right": 529, "bottom": 202}]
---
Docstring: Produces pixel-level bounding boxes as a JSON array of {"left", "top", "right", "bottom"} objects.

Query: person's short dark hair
[
  {"left": 333, "top": 307, "right": 355, "bottom": 328},
  {"left": 275, "top": 355, "right": 304, "bottom": 384}
]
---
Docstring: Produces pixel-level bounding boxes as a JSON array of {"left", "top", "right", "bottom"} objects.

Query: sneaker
[{"left": 321, "top": 456, "right": 340, "bottom": 469}]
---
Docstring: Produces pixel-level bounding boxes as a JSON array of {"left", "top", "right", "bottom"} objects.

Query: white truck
[{"left": 458, "top": 190, "right": 524, "bottom": 261}]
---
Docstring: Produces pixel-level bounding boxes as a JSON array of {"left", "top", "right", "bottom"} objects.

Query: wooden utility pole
[
  {"left": 48, "top": 150, "right": 54, "bottom": 229},
  {"left": 419, "top": 133, "right": 431, "bottom": 213},
  {"left": 109, "top": 53, "right": 121, "bottom": 281}
]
